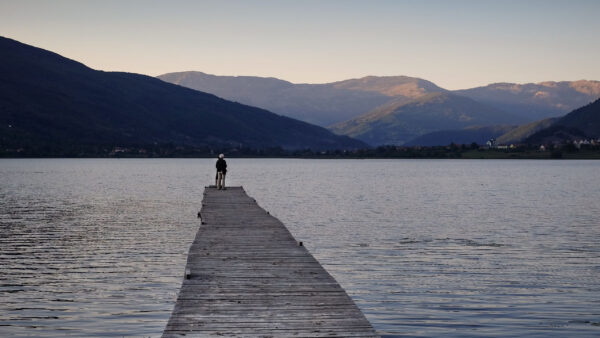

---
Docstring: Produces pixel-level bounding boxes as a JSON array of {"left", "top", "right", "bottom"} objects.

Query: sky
[{"left": 1, "top": 0, "right": 599, "bottom": 90}]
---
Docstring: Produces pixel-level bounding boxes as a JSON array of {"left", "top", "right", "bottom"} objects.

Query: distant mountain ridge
[
  {"left": 158, "top": 73, "right": 451, "bottom": 127},
  {"left": 330, "top": 75, "right": 446, "bottom": 97},
  {"left": 158, "top": 71, "right": 392, "bottom": 126},
  {"left": 455, "top": 81, "right": 600, "bottom": 121},
  {"left": 159, "top": 71, "right": 600, "bottom": 146},
  {"left": 0, "top": 36, "right": 365, "bottom": 154}
]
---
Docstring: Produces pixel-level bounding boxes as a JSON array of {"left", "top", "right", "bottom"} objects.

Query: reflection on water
[{"left": 1, "top": 159, "right": 599, "bottom": 337}]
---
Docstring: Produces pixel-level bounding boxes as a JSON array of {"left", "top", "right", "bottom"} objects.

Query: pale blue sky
[{"left": 1, "top": 0, "right": 598, "bottom": 89}]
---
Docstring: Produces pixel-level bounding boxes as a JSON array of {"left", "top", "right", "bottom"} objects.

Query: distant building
[
  {"left": 486, "top": 138, "right": 509, "bottom": 149},
  {"left": 573, "top": 139, "right": 592, "bottom": 149}
]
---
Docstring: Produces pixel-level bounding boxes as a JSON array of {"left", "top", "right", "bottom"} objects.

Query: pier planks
[{"left": 162, "top": 186, "right": 378, "bottom": 337}]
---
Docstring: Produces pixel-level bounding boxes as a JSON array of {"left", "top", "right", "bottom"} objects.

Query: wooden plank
[
  {"left": 163, "top": 332, "right": 378, "bottom": 338},
  {"left": 163, "top": 186, "right": 379, "bottom": 337}
]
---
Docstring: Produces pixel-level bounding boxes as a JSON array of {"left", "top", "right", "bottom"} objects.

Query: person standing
[{"left": 215, "top": 154, "right": 227, "bottom": 190}]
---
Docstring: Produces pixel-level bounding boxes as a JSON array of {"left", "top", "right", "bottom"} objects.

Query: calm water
[{"left": 1, "top": 159, "right": 599, "bottom": 337}]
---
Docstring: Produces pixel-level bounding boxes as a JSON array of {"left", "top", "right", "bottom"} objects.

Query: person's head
[{"left": 219, "top": 153, "right": 224, "bottom": 159}]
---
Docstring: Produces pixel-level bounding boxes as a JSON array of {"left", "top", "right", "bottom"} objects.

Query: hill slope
[
  {"left": 455, "top": 81, "right": 600, "bottom": 121},
  {"left": 405, "top": 125, "right": 516, "bottom": 146},
  {"left": 496, "top": 118, "right": 558, "bottom": 144},
  {"left": 0, "top": 36, "right": 365, "bottom": 153},
  {"left": 526, "top": 98, "right": 600, "bottom": 144},
  {"left": 331, "top": 92, "right": 524, "bottom": 146}
]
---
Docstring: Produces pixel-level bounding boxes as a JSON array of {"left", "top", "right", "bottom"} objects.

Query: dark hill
[
  {"left": 526, "top": 98, "right": 600, "bottom": 144},
  {"left": 0, "top": 36, "right": 365, "bottom": 154}
]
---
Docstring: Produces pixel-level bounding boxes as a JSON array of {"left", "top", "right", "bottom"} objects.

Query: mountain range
[
  {"left": 2, "top": 35, "right": 598, "bottom": 155},
  {"left": 158, "top": 72, "right": 452, "bottom": 128},
  {"left": 159, "top": 71, "right": 600, "bottom": 146},
  {"left": 158, "top": 72, "right": 394, "bottom": 126},
  {"left": 0, "top": 36, "right": 365, "bottom": 154}
]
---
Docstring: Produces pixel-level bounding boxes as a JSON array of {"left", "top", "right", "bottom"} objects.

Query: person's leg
[
  {"left": 217, "top": 172, "right": 224, "bottom": 189},
  {"left": 222, "top": 173, "right": 226, "bottom": 190},
  {"left": 215, "top": 172, "right": 218, "bottom": 187}
]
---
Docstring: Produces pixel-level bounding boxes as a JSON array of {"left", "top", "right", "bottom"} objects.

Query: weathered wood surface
[{"left": 163, "top": 186, "right": 379, "bottom": 337}]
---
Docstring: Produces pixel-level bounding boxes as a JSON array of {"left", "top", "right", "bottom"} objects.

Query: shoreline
[{"left": 2, "top": 149, "right": 600, "bottom": 160}]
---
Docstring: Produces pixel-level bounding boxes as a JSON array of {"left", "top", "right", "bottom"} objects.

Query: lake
[{"left": 1, "top": 159, "right": 599, "bottom": 337}]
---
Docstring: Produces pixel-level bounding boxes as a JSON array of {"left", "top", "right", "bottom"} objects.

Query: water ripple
[{"left": 1, "top": 158, "right": 600, "bottom": 337}]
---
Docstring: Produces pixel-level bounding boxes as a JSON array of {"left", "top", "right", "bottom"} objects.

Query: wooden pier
[{"left": 163, "top": 186, "right": 379, "bottom": 337}]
